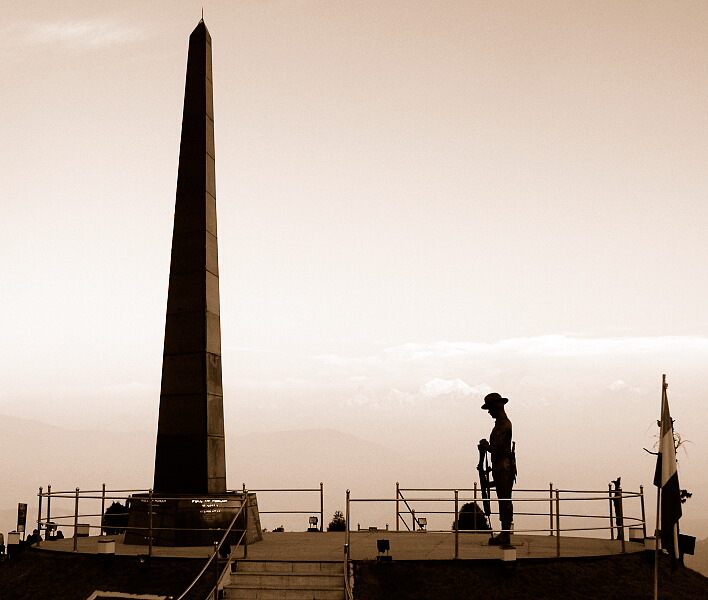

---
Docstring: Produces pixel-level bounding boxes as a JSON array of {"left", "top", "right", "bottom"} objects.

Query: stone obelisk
[
  {"left": 153, "top": 19, "right": 226, "bottom": 495},
  {"left": 126, "top": 21, "right": 261, "bottom": 546}
]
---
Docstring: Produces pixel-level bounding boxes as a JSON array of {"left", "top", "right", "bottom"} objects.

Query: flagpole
[{"left": 654, "top": 374, "right": 666, "bottom": 600}]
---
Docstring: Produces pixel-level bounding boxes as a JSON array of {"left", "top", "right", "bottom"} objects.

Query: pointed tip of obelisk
[{"left": 190, "top": 16, "right": 210, "bottom": 41}]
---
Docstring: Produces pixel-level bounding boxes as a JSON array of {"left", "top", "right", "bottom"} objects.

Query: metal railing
[
  {"left": 35, "top": 482, "right": 326, "bottom": 599},
  {"left": 395, "top": 483, "right": 646, "bottom": 542},
  {"left": 346, "top": 484, "right": 646, "bottom": 565},
  {"left": 35, "top": 486, "right": 255, "bottom": 556},
  {"left": 246, "top": 483, "right": 324, "bottom": 531},
  {"left": 177, "top": 501, "right": 248, "bottom": 600},
  {"left": 35, "top": 483, "right": 325, "bottom": 550}
]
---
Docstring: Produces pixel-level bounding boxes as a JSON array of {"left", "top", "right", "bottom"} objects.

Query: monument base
[{"left": 125, "top": 491, "right": 262, "bottom": 547}]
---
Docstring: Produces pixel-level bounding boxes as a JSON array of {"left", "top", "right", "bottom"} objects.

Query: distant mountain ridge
[{"left": 0, "top": 414, "right": 437, "bottom": 536}]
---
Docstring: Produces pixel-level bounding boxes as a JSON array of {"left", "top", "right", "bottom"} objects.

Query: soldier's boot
[
  {"left": 488, "top": 532, "right": 511, "bottom": 545},
  {"left": 488, "top": 522, "right": 512, "bottom": 546}
]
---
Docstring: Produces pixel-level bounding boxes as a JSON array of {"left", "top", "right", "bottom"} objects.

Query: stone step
[
  {"left": 223, "top": 583, "right": 344, "bottom": 600},
  {"left": 231, "top": 572, "right": 342, "bottom": 588},
  {"left": 233, "top": 560, "right": 343, "bottom": 574}
]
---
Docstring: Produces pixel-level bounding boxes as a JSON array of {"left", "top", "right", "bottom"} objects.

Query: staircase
[{"left": 224, "top": 560, "right": 345, "bottom": 600}]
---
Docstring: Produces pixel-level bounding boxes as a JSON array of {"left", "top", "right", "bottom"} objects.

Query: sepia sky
[{"left": 1, "top": 2, "right": 707, "bottom": 529}]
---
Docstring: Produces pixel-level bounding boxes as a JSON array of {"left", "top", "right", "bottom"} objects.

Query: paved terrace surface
[{"left": 36, "top": 531, "right": 646, "bottom": 560}]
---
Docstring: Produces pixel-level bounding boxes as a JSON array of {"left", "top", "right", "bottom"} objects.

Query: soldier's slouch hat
[{"left": 481, "top": 392, "right": 508, "bottom": 409}]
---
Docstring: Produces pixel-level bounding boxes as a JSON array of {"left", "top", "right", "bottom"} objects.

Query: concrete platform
[
  {"left": 247, "top": 531, "right": 645, "bottom": 561},
  {"left": 35, "top": 534, "right": 217, "bottom": 558},
  {"left": 34, "top": 531, "right": 646, "bottom": 561}
]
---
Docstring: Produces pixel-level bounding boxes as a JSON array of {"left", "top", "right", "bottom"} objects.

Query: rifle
[{"left": 477, "top": 442, "right": 493, "bottom": 528}]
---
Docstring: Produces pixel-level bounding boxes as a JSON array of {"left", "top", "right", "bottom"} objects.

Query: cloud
[
  {"left": 23, "top": 19, "right": 143, "bottom": 49},
  {"left": 346, "top": 394, "right": 374, "bottom": 407},
  {"left": 608, "top": 379, "right": 641, "bottom": 395},
  {"left": 419, "top": 378, "right": 483, "bottom": 399},
  {"left": 313, "top": 335, "right": 708, "bottom": 370},
  {"left": 342, "top": 379, "right": 490, "bottom": 410},
  {"left": 226, "top": 334, "right": 708, "bottom": 417}
]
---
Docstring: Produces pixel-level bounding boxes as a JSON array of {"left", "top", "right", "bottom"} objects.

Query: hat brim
[{"left": 481, "top": 397, "right": 508, "bottom": 409}]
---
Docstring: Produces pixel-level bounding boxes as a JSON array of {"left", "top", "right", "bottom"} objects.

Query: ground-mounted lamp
[
  {"left": 501, "top": 545, "right": 516, "bottom": 562},
  {"left": 7, "top": 531, "right": 21, "bottom": 559},
  {"left": 417, "top": 517, "right": 427, "bottom": 531},
  {"left": 45, "top": 522, "right": 57, "bottom": 541},
  {"left": 376, "top": 539, "right": 391, "bottom": 562},
  {"left": 308, "top": 516, "right": 319, "bottom": 532},
  {"left": 499, "top": 544, "right": 517, "bottom": 574},
  {"left": 98, "top": 538, "right": 116, "bottom": 555}
]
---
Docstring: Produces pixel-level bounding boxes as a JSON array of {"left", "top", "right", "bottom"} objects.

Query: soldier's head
[{"left": 481, "top": 392, "right": 508, "bottom": 418}]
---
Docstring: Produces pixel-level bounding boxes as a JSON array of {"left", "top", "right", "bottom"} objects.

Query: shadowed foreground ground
[
  {"left": 354, "top": 551, "right": 708, "bottom": 600},
  {"left": 0, "top": 548, "right": 217, "bottom": 600}
]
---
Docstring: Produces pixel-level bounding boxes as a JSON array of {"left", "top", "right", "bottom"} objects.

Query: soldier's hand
[{"left": 478, "top": 439, "right": 490, "bottom": 451}]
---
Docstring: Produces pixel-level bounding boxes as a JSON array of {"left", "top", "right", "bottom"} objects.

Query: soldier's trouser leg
[{"left": 494, "top": 471, "right": 514, "bottom": 533}]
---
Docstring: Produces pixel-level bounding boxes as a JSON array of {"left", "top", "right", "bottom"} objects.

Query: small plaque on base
[{"left": 125, "top": 491, "right": 261, "bottom": 547}]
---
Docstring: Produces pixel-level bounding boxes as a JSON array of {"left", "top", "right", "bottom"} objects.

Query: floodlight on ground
[
  {"left": 418, "top": 518, "right": 427, "bottom": 530},
  {"left": 307, "top": 516, "right": 319, "bottom": 532}
]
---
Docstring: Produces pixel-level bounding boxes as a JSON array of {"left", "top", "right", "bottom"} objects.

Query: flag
[{"left": 653, "top": 380, "right": 682, "bottom": 560}]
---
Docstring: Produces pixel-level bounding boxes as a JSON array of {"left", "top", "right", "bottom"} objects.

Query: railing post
[
  {"left": 344, "top": 489, "right": 351, "bottom": 600},
  {"left": 148, "top": 488, "right": 153, "bottom": 558},
  {"left": 548, "top": 483, "right": 553, "bottom": 535},
  {"left": 46, "top": 484, "right": 51, "bottom": 540},
  {"left": 214, "top": 541, "right": 220, "bottom": 600},
  {"left": 395, "top": 482, "right": 400, "bottom": 532},
  {"left": 454, "top": 489, "right": 459, "bottom": 560},
  {"left": 73, "top": 487, "right": 80, "bottom": 553},
  {"left": 345, "top": 490, "right": 351, "bottom": 564},
  {"left": 473, "top": 481, "right": 477, "bottom": 501},
  {"left": 36, "top": 486, "right": 43, "bottom": 543},
  {"left": 412, "top": 509, "right": 416, "bottom": 532},
  {"left": 244, "top": 498, "right": 249, "bottom": 559},
  {"left": 608, "top": 483, "right": 614, "bottom": 540},
  {"left": 555, "top": 489, "right": 561, "bottom": 558},
  {"left": 100, "top": 483, "right": 106, "bottom": 536},
  {"left": 618, "top": 488, "right": 626, "bottom": 553},
  {"left": 639, "top": 485, "right": 647, "bottom": 539},
  {"left": 320, "top": 482, "right": 324, "bottom": 532}
]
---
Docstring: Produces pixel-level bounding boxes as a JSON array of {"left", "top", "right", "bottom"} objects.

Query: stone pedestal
[{"left": 125, "top": 492, "right": 262, "bottom": 547}]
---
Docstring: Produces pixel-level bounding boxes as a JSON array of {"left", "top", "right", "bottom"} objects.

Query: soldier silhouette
[{"left": 478, "top": 392, "right": 515, "bottom": 545}]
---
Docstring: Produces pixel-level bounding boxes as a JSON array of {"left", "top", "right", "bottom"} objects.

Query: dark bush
[
  {"left": 327, "top": 510, "right": 347, "bottom": 532},
  {"left": 453, "top": 502, "right": 490, "bottom": 531},
  {"left": 102, "top": 501, "right": 129, "bottom": 535}
]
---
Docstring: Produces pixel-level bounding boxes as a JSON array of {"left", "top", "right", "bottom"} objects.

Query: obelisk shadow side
[{"left": 153, "top": 21, "right": 226, "bottom": 495}]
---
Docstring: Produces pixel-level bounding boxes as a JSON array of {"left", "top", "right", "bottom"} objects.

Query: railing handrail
[
  {"left": 176, "top": 500, "right": 248, "bottom": 600},
  {"left": 37, "top": 483, "right": 325, "bottom": 535},
  {"left": 247, "top": 487, "right": 321, "bottom": 492},
  {"left": 379, "top": 487, "right": 646, "bottom": 537}
]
